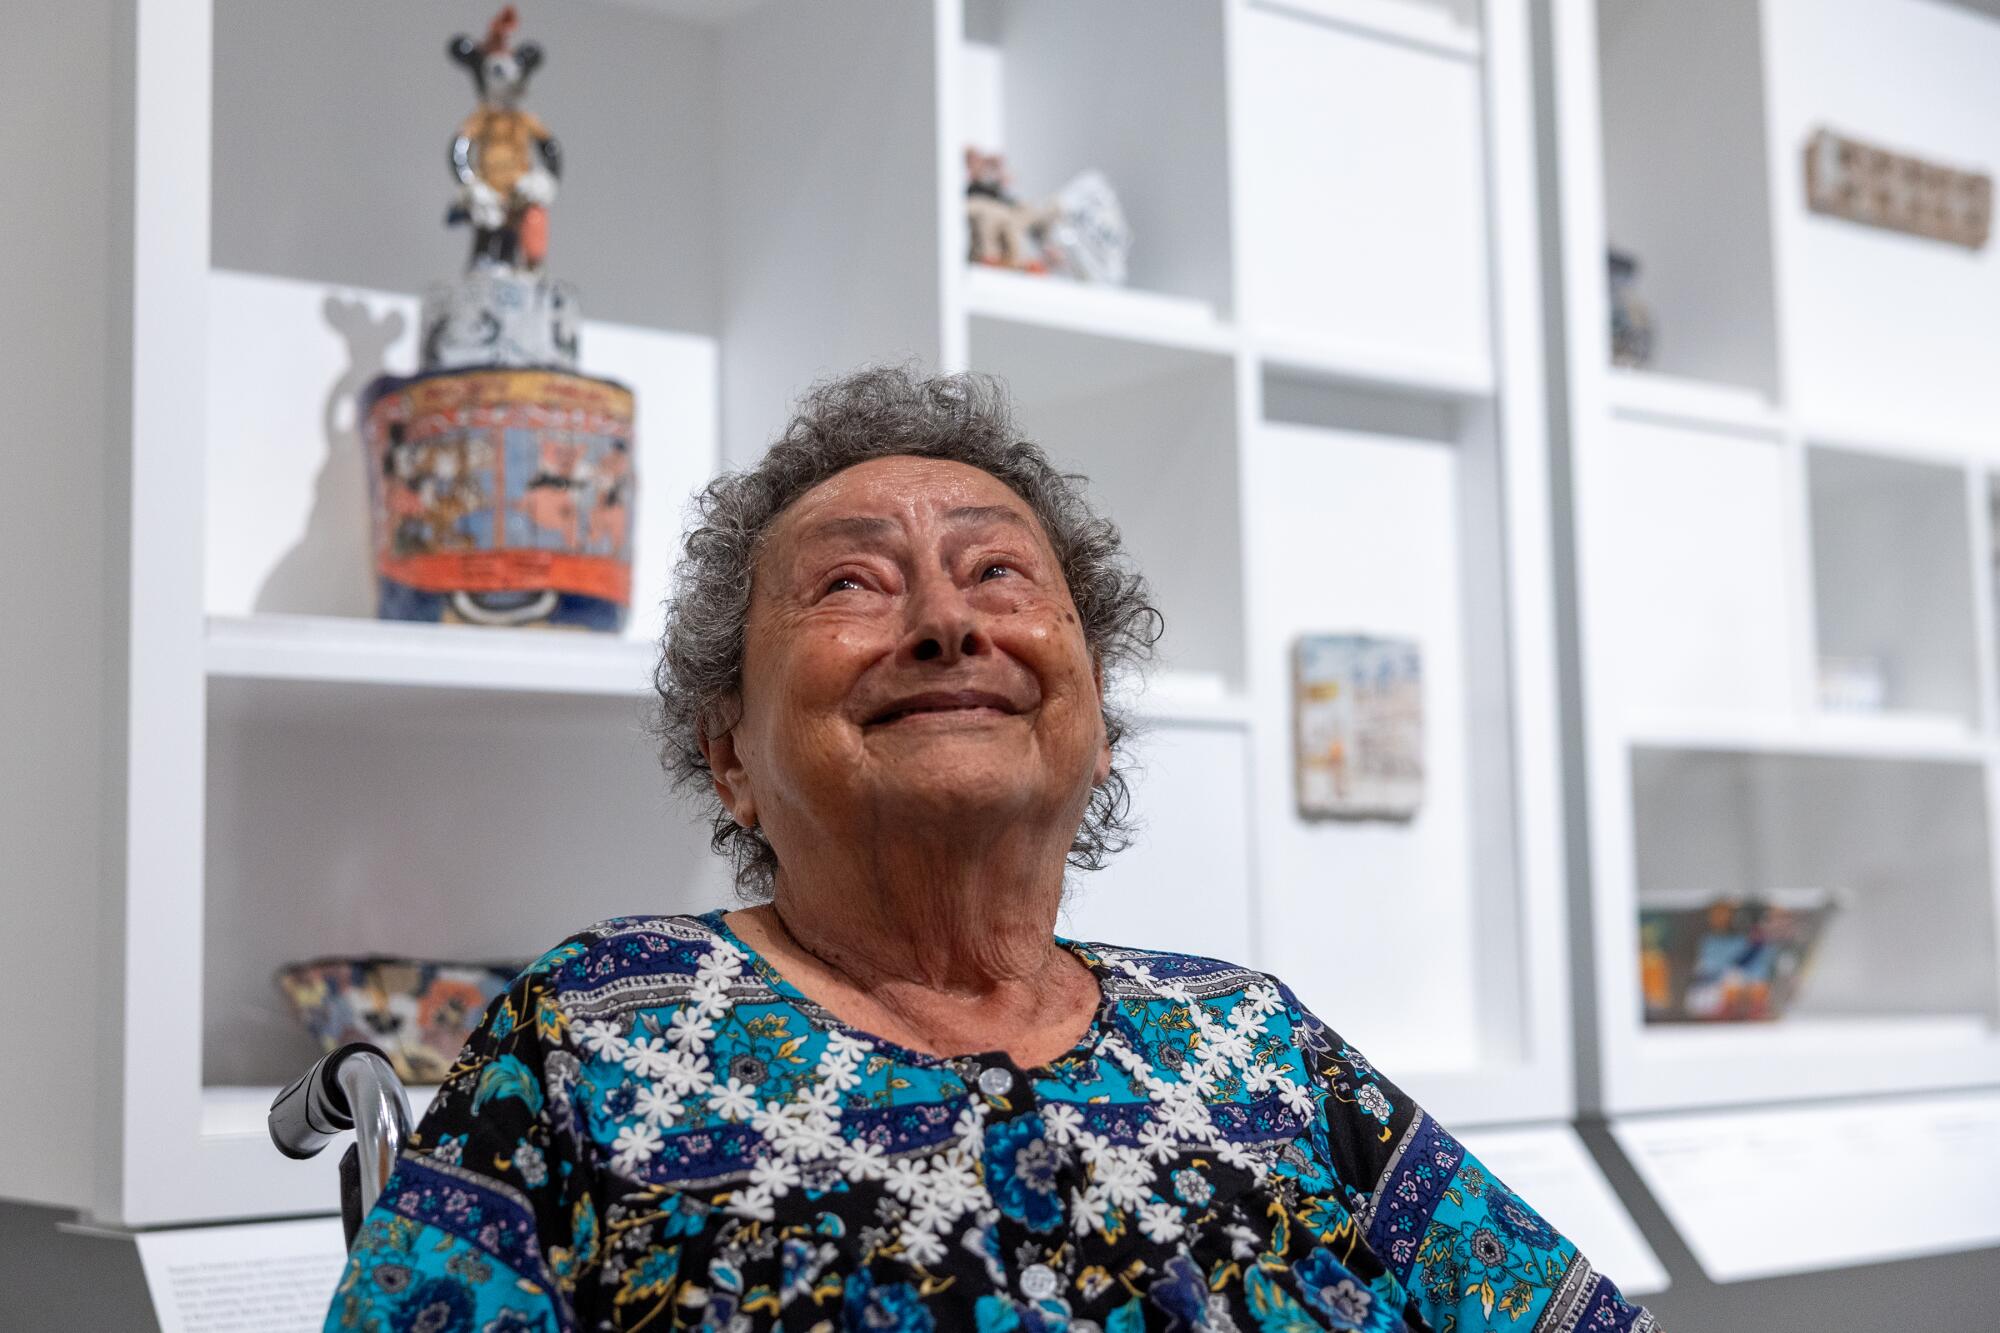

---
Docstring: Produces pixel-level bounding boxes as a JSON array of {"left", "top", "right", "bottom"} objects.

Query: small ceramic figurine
[
  {"left": 966, "top": 149, "right": 1133, "bottom": 286},
  {"left": 1608, "top": 248, "right": 1655, "bottom": 368},
  {"left": 966, "top": 149, "right": 1059, "bottom": 271},
  {"left": 447, "top": 6, "right": 561, "bottom": 272}
]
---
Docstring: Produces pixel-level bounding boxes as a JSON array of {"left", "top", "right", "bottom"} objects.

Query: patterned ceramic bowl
[
  {"left": 275, "top": 955, "right": 529, "bottom": 1084},
  {"left": 1638, "top": 889, "right": 1839, "bottom": 1023}
]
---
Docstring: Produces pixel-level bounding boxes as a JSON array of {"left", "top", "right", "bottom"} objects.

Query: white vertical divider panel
[
  {"left": 1548, "top": 0, "right": 1639, "bottom": 1116},
  {"left": 0, "top": 0, "right": 121, "bottom": 1211},
  {"left": 1221, "top": 0, "right": 1269, "bottom": 972},
  {"left": 114, "top": 0, "right": 213, "bottom": 1227},
  {"left": 1467, "top": 0, "right": 1573, "bottom": 1122},
  {"left": 716, "top": 1, "right": 945, "bottom": 467}
]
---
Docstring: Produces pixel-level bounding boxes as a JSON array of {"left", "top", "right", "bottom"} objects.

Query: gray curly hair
[{"left": 652, "top": 364, "right": 1164, "bottom": 899}]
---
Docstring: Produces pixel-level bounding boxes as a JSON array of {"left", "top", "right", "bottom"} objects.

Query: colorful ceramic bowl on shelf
[
  {"left": 275, "top": 955, "right": 529, "bottom": 1084},
  {"left": 1638, "top": 889, "right": 1839, "bottom": 1023}
]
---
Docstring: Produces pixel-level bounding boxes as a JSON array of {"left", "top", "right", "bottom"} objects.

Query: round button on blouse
[
  {"left": 977, "top": 1065, "right": 1015, "bottom": 1097},
  {"left": 1019, "top": 1263, "right": 1058, "bottom": 1301}
]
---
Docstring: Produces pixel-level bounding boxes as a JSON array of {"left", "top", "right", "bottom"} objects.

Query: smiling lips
[{"left": 864, "top": 689, "right": 1025, "bottom": 726}]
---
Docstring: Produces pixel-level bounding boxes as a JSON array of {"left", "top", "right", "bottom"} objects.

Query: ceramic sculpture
[{"left": 360, "top": 6, "right": 637, "bottom": 631}]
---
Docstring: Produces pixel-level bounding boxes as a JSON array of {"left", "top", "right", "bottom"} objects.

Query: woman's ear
[
  {"left": 699, "top": 709, "right": 758, "bottom": 829},
  {"left": 1092, "top": 657, "right": 1113, "bottom": 785}
]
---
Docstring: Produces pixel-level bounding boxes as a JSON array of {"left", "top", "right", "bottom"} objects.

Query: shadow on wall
[{"left": 253, "top": 294, "right": 403, "bottom": 617}]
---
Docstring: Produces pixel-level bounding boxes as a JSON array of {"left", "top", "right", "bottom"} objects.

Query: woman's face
[{"left": 706, "top": 456, "right": 1111, "bottom": 864}]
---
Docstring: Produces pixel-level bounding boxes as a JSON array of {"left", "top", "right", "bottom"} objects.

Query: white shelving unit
[
  {"left": 1549, "top": 0, "right": 2000, "bottom": 1124},
  {"left": 8, "top": 0, "right": 1577, "bottom": 1232}
]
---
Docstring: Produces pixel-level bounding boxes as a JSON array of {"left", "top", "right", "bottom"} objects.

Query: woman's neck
[{"left": 721, "top": 845, "right": 1098, "bottom": 1062}]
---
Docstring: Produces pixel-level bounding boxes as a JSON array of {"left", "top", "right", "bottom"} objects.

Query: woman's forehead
[{"left": 773, "top": 456, "right": 1045, "bottom": 547}]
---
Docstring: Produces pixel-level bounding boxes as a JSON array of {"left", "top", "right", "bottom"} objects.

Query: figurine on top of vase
[
  {"left": 359, "top": 6, "right": 638, "bottom": 632},
  {"left": 426, "top": 5, "right": 577, "bottom": 369}
]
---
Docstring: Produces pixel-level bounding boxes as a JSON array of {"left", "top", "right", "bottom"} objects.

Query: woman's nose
[{"left": 903, "top": 574, "right": 989, "bottom": 665}]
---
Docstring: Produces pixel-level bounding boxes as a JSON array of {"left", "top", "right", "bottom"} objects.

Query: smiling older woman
[{"left": 325, "top": 367, "right": 1660, "bottom": 1333}]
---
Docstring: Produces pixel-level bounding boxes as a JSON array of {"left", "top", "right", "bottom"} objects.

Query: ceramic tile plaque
[{"left": 1804, "top": 127, "right": 1992, "bottom": 251}]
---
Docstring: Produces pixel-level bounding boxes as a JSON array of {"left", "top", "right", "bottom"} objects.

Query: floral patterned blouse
[{"left": 324, "top": 911, "right": 1660, "bottom": 1333}]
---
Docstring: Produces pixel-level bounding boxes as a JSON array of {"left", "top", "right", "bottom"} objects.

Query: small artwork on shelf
[
  {"left": 276, "top": 955, "right": 530, "bottom": 1084},
  {"left": 1607, "top": 248, "right": 1654, "bottom": 369},
  {"left": 1818, "top": 654, "right": 1888, "bottom": 713},
  {"left": 1638, "top": 890, "right": 1839, "bottom": 1023},
  {"left": 965, "top": 147, "right": 1132, "bottom": 285},
  {"left": 1804, "top": 126, "right": 1992, "bottom": 252},
  {"left": 1293, "top": 634, "right": 1425, "bottom": 822},
  {"left": 356, "top": 6, "right": 639, "bottom": 632}
]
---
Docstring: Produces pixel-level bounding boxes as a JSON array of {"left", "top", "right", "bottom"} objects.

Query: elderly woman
[{"left": 326, "top": 367, "right": 1659, "bottom": 1333}]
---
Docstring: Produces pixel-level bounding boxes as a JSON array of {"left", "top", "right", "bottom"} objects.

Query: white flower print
[
  {"left": 685, "top": 981, "right": 731, "bottom": 1021},
  {"left": 1355, "top": 1083, "right": 1391, "bottom": 1123},
  {"left": 1279, "top": 1080, "right": 1316, "bottom": 1119},
  {"left": 883, "top": 1157, "right": 932, "bottom": 1204},
  {"left": 724, "top": 1183, "right": 775, "bottom": 1221},
  {"left": 611, "top": 1121, "right": 664, "bottom": 1172},
  {"left": 706, "top": 1077, "right": 759, "bottom": 1122},
  {"left": 1202, "top": 1027, "right": 1254, "bottom": 1066},
  {"left": 787, "top": 1116, "right": 843, "bottom": 1163},
  {"left": 657, "top": 1048, "right": 715, "bottom": 1098},
  {"left": 1137, "top": 1120, "right": 1180, "bottom": 1164},
  {"left": 1244, "top": 983, "right": 1284, "bottom": 1018},
  {"left": 824, "top": 1029, "right": 871, "bottom": 1062},
  {"left": 749, "top": 1154, "right": 803, "bottom": 1197},
  {"left": 1041, "top": 1103, "right": 1084, "bottom": 1144},
  {"left": 1243, "top": 1063, "right": 1283, "bottom": 1094},
  {"left": 665, "top": 1007, "right": 716, "bottom": 1050},
  {"left": 898, "top": 1222, "right": 946, "bottom": 1266},
  {"left": 951, "top": 1106, "right": 986, "bottom": 1154},
  {"left": 839, "top": 1138, "right": 889, "bottom": 1182},
  {"left": 578, "top": 1020, "right": 630, "bottom": 1062},
  {"left": 1156, "top": 1092, "right": 1210, "bottom": 1142},
  {"left": 926, "top": 1152, "right": 984, "bottom": 1217},
  {"left": 621, "top": 1036, "right": 675, "bottom": 1080},
  {"left": 1093, "top": 1147, "right": 1152, "bottom": 1211},
  {"left": 1073, "top": 1130, "right": 1114, "bottom": 1167},
  {"left": 633, "top": 1083, "right": 685, "bottom": 1127},
  {"left": 695, "top": 946, "right": 743, "bottom": 988},
  {"left": 1136, "top": 1201, "right": 1186, "bottom": 1243},
  {"left": 816, "top": 1055, "right": 862, "bottom": 1091},
  {"left": 1069, "top": 1183, "right": 1113, "bottom": 1237}
]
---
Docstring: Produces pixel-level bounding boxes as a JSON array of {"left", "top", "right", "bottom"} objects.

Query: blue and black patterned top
[{"left": 324, "top": 911, "right": 1660, "bottom": 1332}]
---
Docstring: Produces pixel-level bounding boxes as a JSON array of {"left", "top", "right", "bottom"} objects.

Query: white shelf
[
  {"left": 1639, "top": 1012, "right": 1994, "bottom": 1063},
  {"left": 1247, "top": 0, "right": 1481, "bottom": 61},
  {"left": 1623, "top": 708, "right": 1990, "bottom": 764},
  {"left": 1256, "top": 329, "right": 1494, "bottom": 401},
  {"left": 206, "top": 614, "right": 656, "bottom": 697},
  {"left": 1603, "top": 368, "right": 1783, "bottom": 438},
  {"left": 208, "top": 614, "right": 1250, "bottom": 732},
  {"left": 963, "top": 266, "right": 1236, "bottom": 356}
]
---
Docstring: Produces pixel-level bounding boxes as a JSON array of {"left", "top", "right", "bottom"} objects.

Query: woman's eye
[
  {"left": 979, "top": 563, "right": 1014, "bottom": 581},
  {"left": 824, "top": 575, "right": 865, "bottom": 595}
]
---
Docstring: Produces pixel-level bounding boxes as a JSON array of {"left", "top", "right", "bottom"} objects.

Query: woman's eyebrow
[
  {"left": 796, "top": 514, "right": 899, "bottom": 548},
  {"left": 944, "top": 504, "right": 1034, "bottom": 532}
]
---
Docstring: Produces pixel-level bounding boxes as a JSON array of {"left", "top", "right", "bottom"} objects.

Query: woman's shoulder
[
  {"left": 1064, "top": 933, "right": 1294, "bottom": 1004},
  {"left": 510, "top": 910, "right": 734, "bottom": 1001}
]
